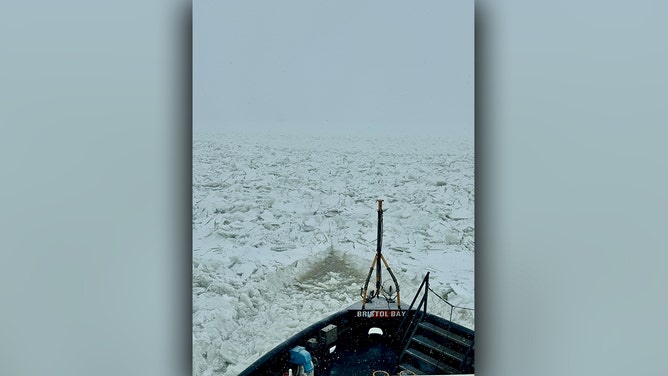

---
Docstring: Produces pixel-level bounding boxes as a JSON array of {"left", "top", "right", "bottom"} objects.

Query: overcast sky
[{"left": 193, "top": 0, "right": 473, "bottom": 137}]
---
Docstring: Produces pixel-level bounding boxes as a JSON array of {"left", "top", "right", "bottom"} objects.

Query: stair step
[
  {"left": 398, "top": 362, "right": 423, "bottom": 375},
  {"left": 411, "top": 335, "right": 466, "bottom": 363},
  {"left": 404, "top": 348, "right": 460, "bottom": 375},
  {"left": 418, "top": 322, "right": 473, "bottom": 347}
]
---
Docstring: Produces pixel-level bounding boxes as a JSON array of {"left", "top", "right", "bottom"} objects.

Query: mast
[
  {"left": 361, "top": 199, "right": 401, "bottom": 310},
  {"left": 375, "top": 199, "right": 383, "bottom": 298}
]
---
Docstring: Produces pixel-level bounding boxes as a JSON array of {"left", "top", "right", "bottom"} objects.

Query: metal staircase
[{"left": 394, "top": 273, "right": 475, "bottom": 375}]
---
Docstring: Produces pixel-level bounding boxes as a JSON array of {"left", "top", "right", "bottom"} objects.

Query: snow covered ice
[{"left": 192, "top": 130, "right": 474, "bottom": 376}]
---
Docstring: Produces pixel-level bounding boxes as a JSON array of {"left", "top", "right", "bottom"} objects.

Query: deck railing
[
  {"left": 394, "top": 272, "right": 475, "bottom": 350},
  {"left": 427, "top": 284, "right": 475, "bottom": 331},
  {"left": 395, "top": 272, "right": 431, "bottom": 348}
]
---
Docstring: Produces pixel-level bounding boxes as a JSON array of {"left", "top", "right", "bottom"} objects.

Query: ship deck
[{"left": 323, "top": 338, "right": 400, "bottom": 376}]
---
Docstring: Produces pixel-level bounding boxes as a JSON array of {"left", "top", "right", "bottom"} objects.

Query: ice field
[{"left": 192, "top": 130, "right": 474, "bottom": 375}]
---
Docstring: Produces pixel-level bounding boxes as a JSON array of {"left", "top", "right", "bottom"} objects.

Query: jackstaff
[{"left": 361, "top": 199, "right": 401, "bottom": 310}]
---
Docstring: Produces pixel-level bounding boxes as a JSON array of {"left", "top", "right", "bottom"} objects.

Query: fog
[{"left": 194, "top": 0, "right": 474, "bottom": 138}]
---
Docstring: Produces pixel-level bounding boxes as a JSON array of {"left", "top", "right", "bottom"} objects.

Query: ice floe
[{"left": 193, "top": 130, "right": 474, "bottom": 375}]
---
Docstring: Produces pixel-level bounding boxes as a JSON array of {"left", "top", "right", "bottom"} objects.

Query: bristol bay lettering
[{"left": 355, "top": 310, "right": 404, "bottom": 318}]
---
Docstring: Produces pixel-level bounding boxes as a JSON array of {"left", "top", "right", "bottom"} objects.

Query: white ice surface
[{"left": 193, "top": 130, "right": 474, "bottom": 376}]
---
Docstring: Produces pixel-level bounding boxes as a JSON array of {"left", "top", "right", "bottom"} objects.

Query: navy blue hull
[{"left": 239, "top": 302, "right": 474, "bottom": 376}]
